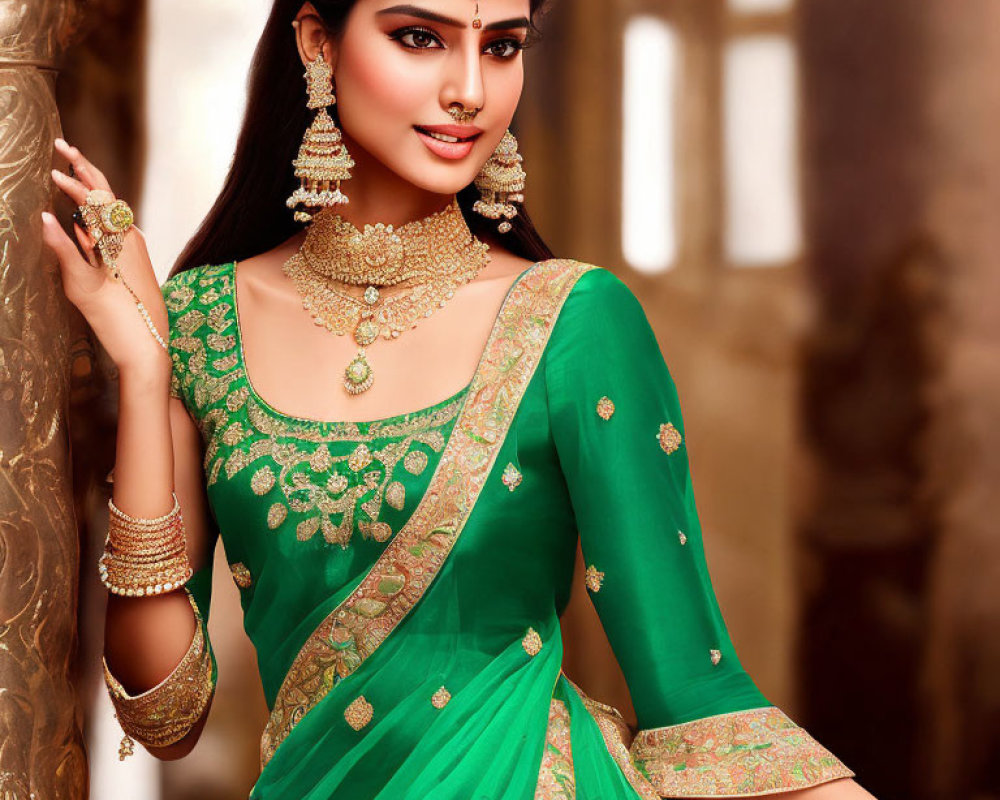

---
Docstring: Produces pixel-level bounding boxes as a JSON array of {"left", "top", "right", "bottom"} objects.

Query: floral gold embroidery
[
  {"left": 585, "top": 565, "right": 604, "bottom": 593},
  {"left": 385, "top": 481, "right": 406, "bottom": 510},
  {"left": 596, "top": 396, "right": 615, "bottom": 421},
  {"left": 522, "top": 627, "right": 543, "bottom": 657},
  {"left": 678, "top": 530, "right": 688, "bottom": 545},
  {"left": 348, "top": 443, "right": 373, "bottom": 472},
  {"left": 630, "top": 707, "right": 854, "bottom": 796},
  {"left": 267, "top": 503, "right": 288, "bottom": 529},
  {"left": 230, "top": 563, "right": 252, "bottom": 589},
  {"left": 431, "top": 686, "right": 451, "bottom": 709},
  {"left": 502, "top": 463, "right": 523, "bottom": 492},
  {"left": 710, "top": 649, "right": 722, "bottom": 665},
  {"left": 535, "top": 699, "right": 575, "bottom": 799},
  {"left": 260, "top": 261, "right": 594, "bottom": 767},
  {"left": 344, "top": 696, "right": 373, "bottom": 731},
  {"left": 657, "top": 422, "right": 682, "bottom": 454}
]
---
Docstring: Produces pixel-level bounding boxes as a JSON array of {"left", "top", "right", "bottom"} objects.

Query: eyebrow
[{"left": 377, "top": 4, "right": 530, "bottom": 32}]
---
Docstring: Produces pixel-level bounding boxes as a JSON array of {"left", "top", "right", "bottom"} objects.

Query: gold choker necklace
[{"left": 282, "top": 197, "right": 491, "bottom": 395}]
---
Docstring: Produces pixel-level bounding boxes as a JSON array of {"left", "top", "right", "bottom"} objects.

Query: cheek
[{"left": 337, "top": 45, "right": 427, "bottom": 122}]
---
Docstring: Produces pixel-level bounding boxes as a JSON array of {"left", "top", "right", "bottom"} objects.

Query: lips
[{"left": 414, "top": 124, "right": 483, "bottom": 160}]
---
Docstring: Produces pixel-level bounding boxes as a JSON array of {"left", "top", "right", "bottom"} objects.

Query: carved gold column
[{"left": 0, "top": 1, "right": 88, "bottom": 797}]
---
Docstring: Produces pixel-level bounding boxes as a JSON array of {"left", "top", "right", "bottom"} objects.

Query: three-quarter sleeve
[{"left": 545, "top": 268, "right": 853, "bottom": 796}]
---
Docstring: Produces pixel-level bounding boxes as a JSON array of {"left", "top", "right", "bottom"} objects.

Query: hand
[{"left": 43, "top": 138, "right": 171, "bottom": 379}]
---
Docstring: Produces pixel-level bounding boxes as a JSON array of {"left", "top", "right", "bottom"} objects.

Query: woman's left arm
[{"left": 545, "top": 268, "right": 873, "bottom": 799}]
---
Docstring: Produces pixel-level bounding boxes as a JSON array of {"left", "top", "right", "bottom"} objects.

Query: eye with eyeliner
[{"left": 388, "top": 26, "right": 528, "bottom": 58}]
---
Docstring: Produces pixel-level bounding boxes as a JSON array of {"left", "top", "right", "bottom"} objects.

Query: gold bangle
[
  {"left": 100, "top": 493, "right": 193, "bottom": 596},
  {"left": 104, "top": 589, "right": 215, "bottom": 754}
]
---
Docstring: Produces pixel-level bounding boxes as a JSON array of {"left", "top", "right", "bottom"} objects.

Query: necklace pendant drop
[{"left": 345, "top": 350, "right": 374, "bottom": 394}]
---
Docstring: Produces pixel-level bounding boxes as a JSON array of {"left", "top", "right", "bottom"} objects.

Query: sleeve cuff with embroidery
[
  {"left": 629, "top": 706, "right": 855, "bottom": 797},
  {"left": 103, "top": 589, "right": 216, "bottom": 749}
]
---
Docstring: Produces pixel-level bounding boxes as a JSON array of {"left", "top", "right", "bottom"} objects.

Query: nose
[{"left": 441, "top": 36, "right": 485, "bottom": 113}]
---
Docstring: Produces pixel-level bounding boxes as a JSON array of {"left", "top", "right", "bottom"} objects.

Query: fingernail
[
  {"left": 51, "top": 168, "right": 64, "bottom": 180},
  {"left": 55, "top": 137, "right": 67, "bottom": 147},
  {"left": 41, "top": 211, "right": 54, "bottom": 224}
]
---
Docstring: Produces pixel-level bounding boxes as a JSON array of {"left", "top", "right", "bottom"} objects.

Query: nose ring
[{"left": 448, "top": 105, "right": 480, "bottom": 123}]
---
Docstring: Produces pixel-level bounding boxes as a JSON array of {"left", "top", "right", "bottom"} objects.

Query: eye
[
  {"left": 484, "top": 38, "right": 524, "bottom": 59},
  {"left": 390, "top": 26, "right": 445, "bottom": 50}
]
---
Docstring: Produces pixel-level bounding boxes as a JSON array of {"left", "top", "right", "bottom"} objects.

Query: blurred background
[{"left": 2, "top": 0, "right": 998, "bottom": 798}]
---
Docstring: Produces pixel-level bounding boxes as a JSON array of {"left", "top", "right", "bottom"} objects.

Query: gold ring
[{"left": 77, "top": 190, "right": 135, "bottom": 280}]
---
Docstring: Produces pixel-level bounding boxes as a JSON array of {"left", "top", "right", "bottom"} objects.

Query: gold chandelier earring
[
  {"left": 473, "top": 130, "right": 526, "bottom": 234},
  {"left": 286, "top": 43, "right": 355, "bottom": 223}
]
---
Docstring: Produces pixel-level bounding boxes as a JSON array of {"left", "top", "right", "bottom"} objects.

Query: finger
[
  {"left": 51, "top": 168, "right": 91, "bottom": 206},
  {"left": 41, "top": 212, "right": 94, "bottom": 275},
  {"left": 54, "top": 139, "right": 113, "bottom": 193},
  {"left": 72, "top": 223, "right": 100, "bottom": 268}
]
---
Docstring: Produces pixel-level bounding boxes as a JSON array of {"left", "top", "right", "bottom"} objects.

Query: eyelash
[{"left": 389, "top": 26, "right": 527, "bottom": 59}]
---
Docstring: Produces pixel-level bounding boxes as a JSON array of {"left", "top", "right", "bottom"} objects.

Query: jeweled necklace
[{"left": 282, "top": 197, "right": 491, "bottom": 394}]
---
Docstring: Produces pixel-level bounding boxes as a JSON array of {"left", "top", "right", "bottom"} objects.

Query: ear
[{"left": 293, "top": 2, "right": 336, "bottom": 69}]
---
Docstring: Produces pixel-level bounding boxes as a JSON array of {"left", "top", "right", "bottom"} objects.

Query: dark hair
[{"left": 171, "top": 0, "right": 553, "bottom": 279}]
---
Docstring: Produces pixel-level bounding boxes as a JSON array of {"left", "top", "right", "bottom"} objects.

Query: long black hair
[{"left": 171, "top": 0, "right": 553, "bottom": 279}]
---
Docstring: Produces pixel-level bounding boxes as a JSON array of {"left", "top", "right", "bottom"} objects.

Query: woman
[{"left": 43, "top": 1, "right": 872, "bottom": 797}]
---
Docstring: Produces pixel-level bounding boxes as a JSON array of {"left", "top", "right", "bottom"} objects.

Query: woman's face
[{"left": 300, "top": 0, "right": 532, "bottom": 196}]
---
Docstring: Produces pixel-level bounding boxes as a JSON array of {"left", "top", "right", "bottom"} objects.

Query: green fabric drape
[{"left": 160, "top": 259, "right": 851, "bottom": 799}]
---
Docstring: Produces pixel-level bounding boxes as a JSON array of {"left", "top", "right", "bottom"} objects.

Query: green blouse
[{"left": 161, "top": 259, "right": 852, "bottom": 799}]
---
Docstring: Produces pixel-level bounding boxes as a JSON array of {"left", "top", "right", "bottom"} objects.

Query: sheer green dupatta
[{"left": 251, "top": 260, "right": 596, "bottom": 797}]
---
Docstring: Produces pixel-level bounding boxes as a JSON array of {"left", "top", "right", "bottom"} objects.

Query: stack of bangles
[
  {"left": 99, "top": 492, "right": 193, "bottom": 596},
  {"left": 73, "top": 189, "right": 169, "bottom": 352}
]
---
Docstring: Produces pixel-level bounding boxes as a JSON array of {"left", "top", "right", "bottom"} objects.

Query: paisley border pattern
[
  {"left": 259, "top": 260, "right": 595, "bottom": 766},
  {"left": 534, "top": 699, "right": 576, "bottom": 800},
  {"left": 630, "top": 707, "right": 855, "bottom": 797}
]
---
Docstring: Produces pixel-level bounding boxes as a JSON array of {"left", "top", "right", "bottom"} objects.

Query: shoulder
[
  {"left": 530, "top": 260, "right": 647, "bottom": 330},
  {"left": 161, "top": 262, "right": 233, "bottom": 317}
]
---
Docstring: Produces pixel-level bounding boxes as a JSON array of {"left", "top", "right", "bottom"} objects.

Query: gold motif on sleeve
[
  {"left": 534, "top": 699, "right": 576, "bottom": 800},
  {"left": 259, "top": 260, "right": 595, "bottom": 767},
  {"left": 502, "top": 462, "right": 523, "bottom": 492},
  {"left": 344, "top": 696, "right": 373, "bottom": 730},
  {"left": 678, "top": 530, "right": 688, "bottom": 545},
  {"left": 230, "top": 563, "right": 252, "bottom": 589},
  {"left": 522, "top": 627, "right": 543, "bottom": 657},
  {"left": 596, "top": 396, "right": 615, "bottom": 421},
  {"left": 657, "top": 422, "right": 682, "bottom": 454},
  {"left": 630, "top": 706, "right": 854, "bottom": 796},
  {"left": 585, "top": 565, "right": 604, "bottom": 593},
  {"left": 710, "top": 649, "right": 722, "bottom": 666},
  {"left": 431, "top": 686, "right": 452, "bottom": 709}
]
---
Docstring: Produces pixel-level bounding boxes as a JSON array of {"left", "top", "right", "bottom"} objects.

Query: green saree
[{"left": 161, "top": 259, "right": 852, "bottom": 799}]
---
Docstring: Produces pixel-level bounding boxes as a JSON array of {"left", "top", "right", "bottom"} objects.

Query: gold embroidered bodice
[{"left": 164, "top": 261, "right": 468, "bottom": 551}]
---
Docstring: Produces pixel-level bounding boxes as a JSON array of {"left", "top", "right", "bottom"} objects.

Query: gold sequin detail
[
  {"left": 230, "top": 562, "right": 252, "bottom": 589},
  {"left": 267, "top": 503, "right": 288, "bottom": 529},
  {"left": 385, "top": 481, "right": 405, "bottom": 510},
  {"left": 678, "top": 530, "right": 687, "bottom": 545},
  {"left": 596, "top": 396, "right": 615, "bottom": 420},
  {"left": 431, "top": 686, "right": 452, "bottom": 709},
  {"left": 585, "top": 565, "right": 605, "bottom": 593},
  {"left": 344, "top": 696, "right": 373, "bottom": 730},
  {"left": 502, "top": 463, "right": 523, "bottom": 492},
  {"left": 404, "top": 449, "right": 429, "bottom": 474},
  {"left": 251, "top": 466, "right": 276, "bottom": 495},
  {"left": 347, "top": 443, "right": 373, "bottom": 472},
  {"left": 710, "top": 649, "right": 722, "bottom": 666},
  {"left": 522, "top": 627, "right": 543, "bottom": 657},
  {"left": 657, "top": 422, "right": 682, "bottom": 454}
]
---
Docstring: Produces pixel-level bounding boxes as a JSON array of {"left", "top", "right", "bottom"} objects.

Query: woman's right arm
[{"left": 43, "top": 138, "right": 217, "bottom": 759}]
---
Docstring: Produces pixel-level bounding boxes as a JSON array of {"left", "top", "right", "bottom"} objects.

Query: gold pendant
[{"left": 345, "top": 350, "right": 374, "bottom": 394}]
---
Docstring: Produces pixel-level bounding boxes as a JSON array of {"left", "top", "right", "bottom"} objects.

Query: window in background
[
  {"left": 621, "top": 15, "right": 678, "bottom": 274},
  {"left": 724, "top": 35, "right": 800, "bottom": 266},
  {"left": 141, "top": 0, "right": 273, "bottom": 280}
]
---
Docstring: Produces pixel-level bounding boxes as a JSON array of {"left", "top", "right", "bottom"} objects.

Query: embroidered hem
[{"left": 630, "top": 706, "right": 855, "bottom": 797}]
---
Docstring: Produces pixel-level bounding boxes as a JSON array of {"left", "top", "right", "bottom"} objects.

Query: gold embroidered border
[
  {"left": 630, "top": 706, "right": 854, "bottom": 797},
  {"left": 564, "top": 677, "right": 660, "bottom": 800},
  {"left": 259, "top": 260, "right": 595, "bottom": 766},
  {"left": 534, "top": 699, "right": 576, "bottom": 800}
]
